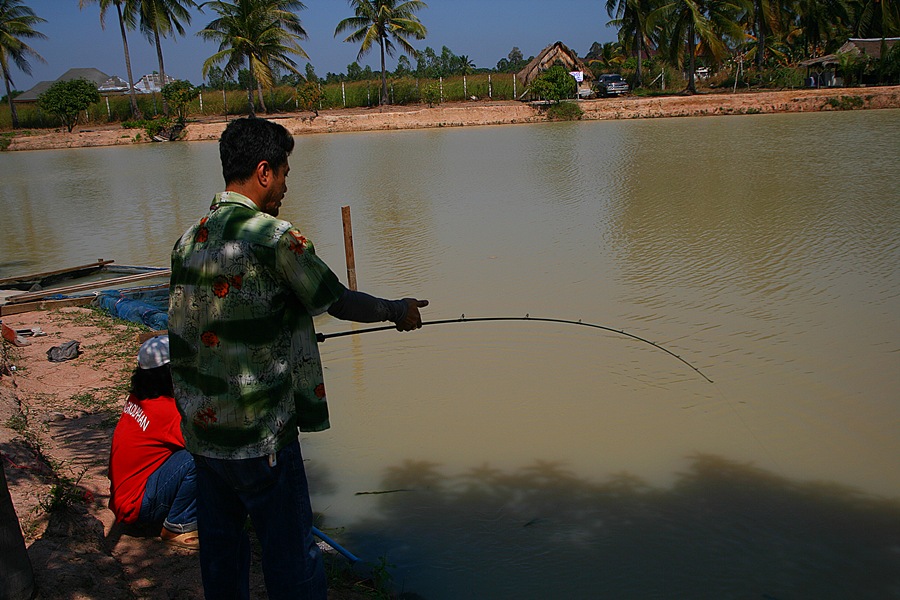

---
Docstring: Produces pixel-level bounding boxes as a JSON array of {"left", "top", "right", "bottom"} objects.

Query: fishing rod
[{"left": 317, "top": 314, "right": 713, "bottom": 384}]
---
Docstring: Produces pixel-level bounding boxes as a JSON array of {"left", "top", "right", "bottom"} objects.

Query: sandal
[{"left": 160, "top": 528, "right": 200, "bottom": 550}]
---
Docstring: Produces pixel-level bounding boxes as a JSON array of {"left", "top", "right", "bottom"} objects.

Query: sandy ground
[
  {"left": 6, "top": 86, "right": 900, "bottom": 152},
  {"left": 0, "top": 308, "right": 375, "bottom": 600}
]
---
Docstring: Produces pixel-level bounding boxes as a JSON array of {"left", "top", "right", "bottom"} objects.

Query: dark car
[{"left": 597, "top": 74, "right": 629, "bottom": 97}]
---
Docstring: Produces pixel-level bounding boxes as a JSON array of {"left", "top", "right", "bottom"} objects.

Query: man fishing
[{"left": 168, "top": 116, "right": 427, "bottom": 599}]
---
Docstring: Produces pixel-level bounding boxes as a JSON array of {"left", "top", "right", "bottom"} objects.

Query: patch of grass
[
  {"left": 38, "top": 467, "right": 88, "bottom": 513},
  {"left": 4, "top": 412, "right": 28, "bottom": 434},
  {"left": 825, "top": 95, "right": 865, "bottom": 110},
  {"left": 546, "top": 101, "right": 583, "bottom": 121},
  {"left": 71, "top": 391, "right": 97, "bottom": 408}
]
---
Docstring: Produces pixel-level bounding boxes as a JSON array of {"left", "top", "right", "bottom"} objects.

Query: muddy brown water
[{"left": 2, "top": 109, "right": 899, "bottom": 598}]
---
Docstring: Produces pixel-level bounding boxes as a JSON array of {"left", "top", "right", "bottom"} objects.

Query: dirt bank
[
  {"left": 0, "top": 308, "right": 375, "bottom": 599},
  {"left": 6, "top": 86, "right": 900, "bottom": 152}
]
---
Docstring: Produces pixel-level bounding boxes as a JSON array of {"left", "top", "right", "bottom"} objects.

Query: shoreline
[{"left": 5, "top": 85, "right": 900, "bottom": 151}]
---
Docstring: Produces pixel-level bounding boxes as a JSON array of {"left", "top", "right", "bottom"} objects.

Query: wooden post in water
[{"left": 341, "top": 206, "right": 358, "bottom": 291}]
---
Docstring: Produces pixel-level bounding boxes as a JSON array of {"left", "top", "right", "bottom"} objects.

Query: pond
[{"left": 2, "top": 109, "right": 899, "bottom": 598}]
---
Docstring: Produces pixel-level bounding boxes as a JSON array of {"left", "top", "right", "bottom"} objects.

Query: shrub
[
  {"left": 122, "top": 116, "right": 174, "bottom": 139},
  {"left": 422, "top": 82, "right": 441, "bottom": 107},
  {"left": 296, "top": 81, "right": 322, "bottom": 115},
  {"left": 546, "top": 101, "right": 583, "bottom": 120},
  {"left": 161, "top": 80, "right": 199, "bottom": 124},
  {"left": 36, "top": 79, "right": 100, "bottom": 132},
  {"left": 529, "top": 65, "right": 577, "bottom": 103}
]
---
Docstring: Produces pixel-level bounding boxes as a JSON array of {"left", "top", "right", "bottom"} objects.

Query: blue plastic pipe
[{"left": 312, "top": 526, "right": 360, "bottom": 564}]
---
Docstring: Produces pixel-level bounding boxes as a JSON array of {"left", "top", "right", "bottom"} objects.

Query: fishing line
[
  {"left": 319, "top": 315, "right": 784, "bottom": 476},
  {"left": 317, "top": 314, "right": 714, "bottom": 384}
]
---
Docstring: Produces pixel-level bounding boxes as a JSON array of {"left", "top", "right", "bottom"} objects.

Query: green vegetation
[
  {"left": 199, "top": 0, "right": 309, "bottom": 117},
  {"left": 137, "top": 0, "right": 198, "bottom": 116},
  {"left": 420, "top": 81, "right": 440, "bottom": 106},
  {"left": 529, "top": 65, "right": 576, "bottom": 103},
  {"left": 824, "top": 95, "right": 865, "bottom": 109},
  {"left": 160, "top": 78, "right": 198, "bottom": 123},
  {"left": 295, "top": 79, "right": 321, "bottom": 115},
  {"left": 0, "top": 0, "right": 46, "bottom": 128},
  {"left": 546, "top": 101, "right": 584, "bottom": 120},
  {"left": 335, "top": 0, "right": 428, "bottom": 105},
  {"left": 38, "top": 468, "right": 89, "bottom": 513},
  {"left": 78, "top": 0, "right": 143, "bottom": 119},
  {"left": 36, "top": 78, "right": 101, "bottom": 132}
]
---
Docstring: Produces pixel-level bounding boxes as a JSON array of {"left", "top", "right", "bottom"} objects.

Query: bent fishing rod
[{"left": 317, "top": 314, "right": 713, "bottom": 384}]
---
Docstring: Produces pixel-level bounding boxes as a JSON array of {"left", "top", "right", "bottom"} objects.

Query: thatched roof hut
[
  {"left": 516, "top": 41, "right": 592, "bottom": 88},
  {"left": 798, "top": 37, "right": 899, "bottom": 68}
]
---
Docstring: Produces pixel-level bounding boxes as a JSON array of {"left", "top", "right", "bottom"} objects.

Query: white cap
[{"left": 137, "top": 335, "right": 170, "bottom": 370}]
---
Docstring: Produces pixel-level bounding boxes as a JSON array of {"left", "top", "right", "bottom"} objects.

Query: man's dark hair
[
  {"left": 219, "top": 117, "right": 295, "bottom": 184},
  {"left": 130, "top": 365, "right": 175, "bottom": 400}
]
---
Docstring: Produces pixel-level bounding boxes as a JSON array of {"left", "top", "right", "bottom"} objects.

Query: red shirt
[{"left": 108, "top": 394, "right": 185, "bottom": 523}]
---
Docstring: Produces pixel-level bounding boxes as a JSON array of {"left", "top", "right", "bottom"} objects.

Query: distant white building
[
  {"left": 98, "top": 76, "right": 131, "bottom": 93},
  {"left": 14, "top": 68, "right": 178, "bottom": 103},
  {"left": 133, "top": 73, "right": 176, "bottom": 94}
]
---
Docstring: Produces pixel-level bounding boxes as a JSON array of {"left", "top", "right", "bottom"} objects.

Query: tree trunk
[
  {"left": 257, "top": 81, "right": 268, "bottom": 114},
  {"left": 754, "top": 0, "right": 765, "bottom": 69},
  {"left": 687, "top": 22, "right": 697, "bottom": 94},
  {"left": 153, "top": 28, "right": 170, "bottom": 116},
  {"left": 247, "top": 60, "right": 256, "bottom": 117},
  {"left": 3, "top": 67, "right": 19, "bottom": 129},
  {"left": 635, "top": 30, "right": 643, "bottom": 88},
  {"left": 116, "top": 3, "right": 142, "bottom": 119},
  {"left": 379, "top": 38, "right": 389, "bottom": 105},
  {"left": 0, "top": 465, "right": 35, "bottom": 600}
]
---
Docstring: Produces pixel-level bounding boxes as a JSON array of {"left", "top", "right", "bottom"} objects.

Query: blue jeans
[
  {"left": 139, "top": 449, "right": 198, "bottom": 533},
  {"left": 193, "top": 439, "right": 326, "bottom": 600}
]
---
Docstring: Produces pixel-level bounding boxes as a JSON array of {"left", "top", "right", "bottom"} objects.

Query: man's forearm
[{"left": 326, "top": 289, "right": 409, "bottom": 323}]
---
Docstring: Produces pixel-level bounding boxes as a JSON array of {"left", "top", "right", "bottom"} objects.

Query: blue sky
[{"left": 13, "top": 1, "right": 617, "bottom": 90}]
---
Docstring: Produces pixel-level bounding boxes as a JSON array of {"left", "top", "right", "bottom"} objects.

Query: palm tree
[
  {"left": 199, "top": 0, "right": 308, "bottom": 116},
  {"left": 335, "top": 0, "right": 427, "bottom": 105},
  {"left": 136, "top": 0, "right": 198, "bottom": 114},
  {"left": 794, "top": 0, "right": 851, "bottom": 57},
  {"left": 745, "top": 0, "right": 780, "bottom": 68},
  {"left": 652, "top": 0, "right": 748, "bottom": 93},
  {"left": 457, "top": 54, "right": 474, "bottom": 75},
  {"left": 606, "top": 0, "right": 657, "bottom": 87},
  {"left": 0, "top": 0, "right": 45, "bottom": 128},
  {"left": 79, "top": 0, "right": 142, "bottom": 119},
  {"left": 852, "top": 0, "right": 899, "bottom": 38},
  {"left": 585, "top": 40, "right": 627, "bottom": 75}
]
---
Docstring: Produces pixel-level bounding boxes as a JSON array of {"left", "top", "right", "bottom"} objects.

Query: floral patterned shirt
[{"left": 168, "top": 191, "right": 345, "bottom": 459}]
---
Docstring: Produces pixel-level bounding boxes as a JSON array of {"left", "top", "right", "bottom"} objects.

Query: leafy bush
[
  {"left": 529, "top": 65, "right": 577, "bottom": 103},
  {"left": 122, "top": 116, "right": 174, "bottom": 139},
  {"left": 296, "top": 81, "right": 322, "bottom": 115},
  {"left": 825, "top": 96, "right": 864, "bottom": 110},
  {"left": 161, "top": 80, "right": 199, "bottom": 124},
  {"left": 422, "top": 82, "right": 441, "bottom": 107},
  {"left": 37, "top": 79, "right": 100, "bottom": 132},
  {"left": 546, "top": 101, "right": 583, "bottom": 120}
]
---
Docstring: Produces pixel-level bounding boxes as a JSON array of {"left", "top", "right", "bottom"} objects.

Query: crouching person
[{"left": 108, "top": 335, "right": 198, "bottom": 549}]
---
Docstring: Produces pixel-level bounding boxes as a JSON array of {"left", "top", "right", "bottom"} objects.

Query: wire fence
[{"left": 1, "top": 73, "right": 524, "bottom": 131}]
